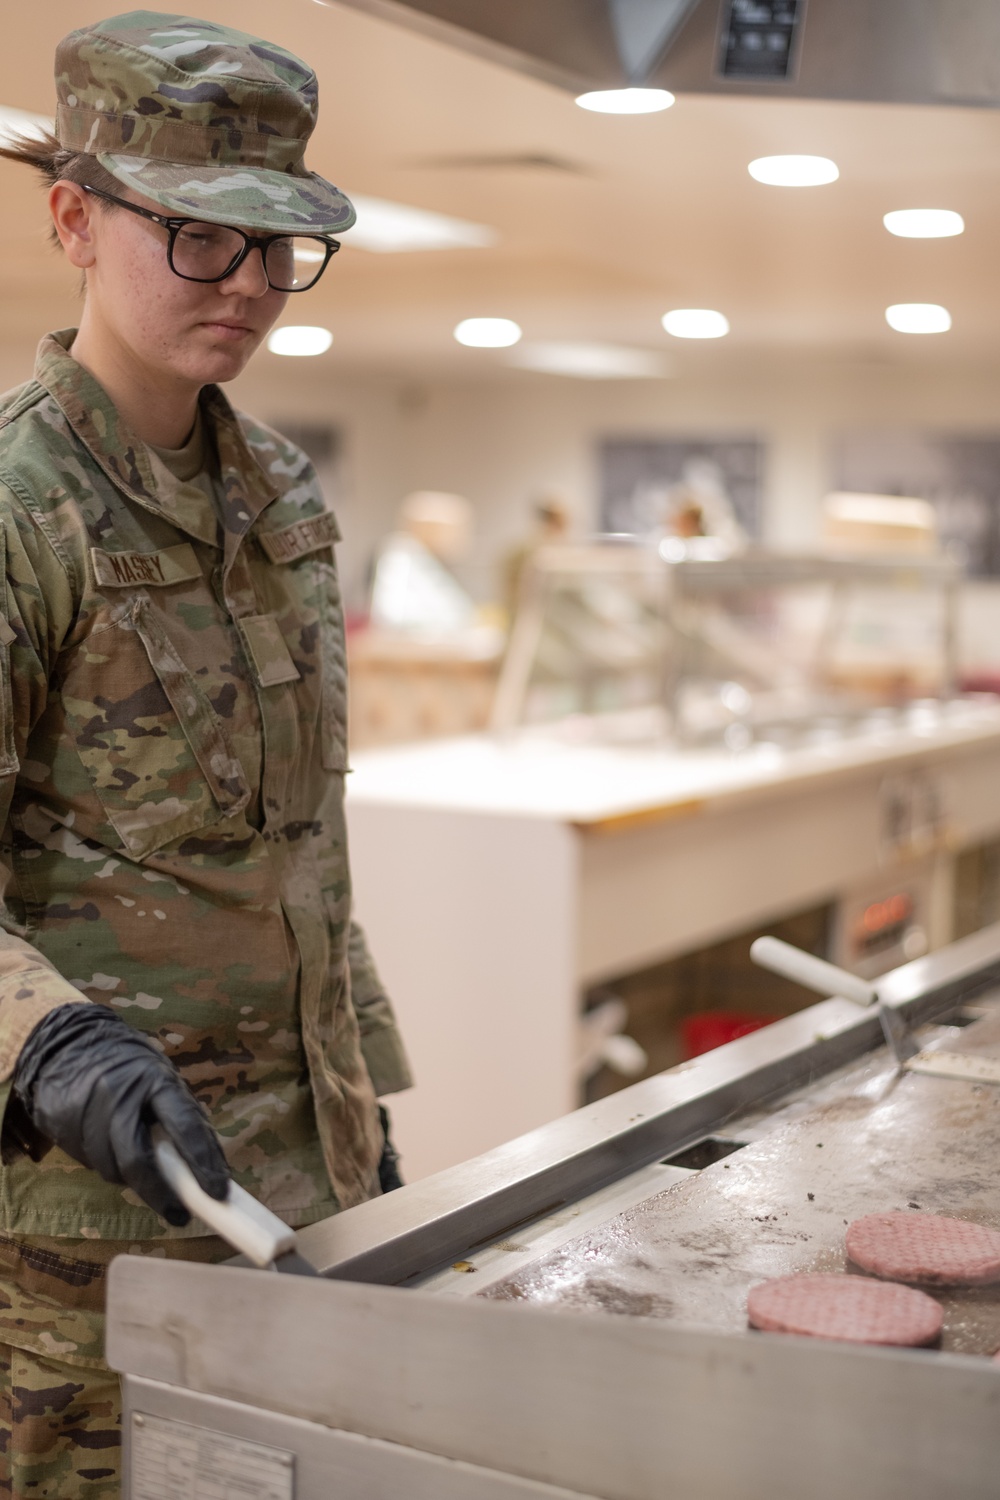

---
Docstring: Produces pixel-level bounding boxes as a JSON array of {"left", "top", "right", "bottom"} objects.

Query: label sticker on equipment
[
  {"left": 131, "top": 1412, "right": 294, "bottom": 1499},
  {"left": 905, "top": 1050, "right": 1000, "bottom": 1085}
]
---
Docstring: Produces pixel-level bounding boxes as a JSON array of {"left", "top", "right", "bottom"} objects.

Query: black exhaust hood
[{"left": 325, "top": 0, "right": 1000, "bottom": 107}]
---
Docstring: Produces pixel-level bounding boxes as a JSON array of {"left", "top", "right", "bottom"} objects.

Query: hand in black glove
[
  {"left": 7, "top": 1003, "right": 229, "bottom": 1226},
  {"left": 378, "top": 1103, "right": 403, "bottom": 1194}
]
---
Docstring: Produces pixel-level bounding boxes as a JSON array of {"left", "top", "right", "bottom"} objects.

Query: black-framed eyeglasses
[{"left": 82, "top": 185, "right": 340, "bottom": 292}]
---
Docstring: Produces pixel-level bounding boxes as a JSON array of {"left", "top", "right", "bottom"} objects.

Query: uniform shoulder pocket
[{"left": 254, "top": 520, "right": 349, "bottom": 774}]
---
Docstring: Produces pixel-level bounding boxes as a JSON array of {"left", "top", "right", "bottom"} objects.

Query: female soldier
[{"left": 0, "top": 12, "right": 410, "bottom": 1495}]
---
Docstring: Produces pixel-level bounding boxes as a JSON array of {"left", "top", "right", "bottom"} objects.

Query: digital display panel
[{"left": 718, "top": 0, "right": 805, "bottom": 80}]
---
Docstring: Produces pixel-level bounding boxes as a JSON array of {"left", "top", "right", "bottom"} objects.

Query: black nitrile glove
[
  {"left": 378, "top": 1104, "right": 403, "bottom": 1194},
  {"left": 7, "top": 1003, "right": 229, "bottom": 1226}
]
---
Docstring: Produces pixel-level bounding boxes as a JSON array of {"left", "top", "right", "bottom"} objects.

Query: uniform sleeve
[
  {"left": 0, "top": 498, "right": 89, "bottom": 1085},
  {"left": 347, "top": 918, "right": 413, "bottom": 1096}
]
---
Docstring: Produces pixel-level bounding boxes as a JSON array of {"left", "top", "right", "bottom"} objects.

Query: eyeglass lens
[{"left": 171, "top": 223, "right": 328, "bottom": 290}]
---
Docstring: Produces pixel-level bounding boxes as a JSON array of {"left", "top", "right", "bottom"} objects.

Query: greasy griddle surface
[{"left": 481, "top": 1015, "right": 1000, "bottom": 1355}]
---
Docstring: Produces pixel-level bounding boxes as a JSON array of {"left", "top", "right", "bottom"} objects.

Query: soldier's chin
[{"left": 191, "top": 335, "right": 260, "bottom": 382}]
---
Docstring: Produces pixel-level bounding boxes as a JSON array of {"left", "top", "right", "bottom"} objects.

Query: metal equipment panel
[
  {"left": 125, "top": 1381, "right": 591, "bottom": 1500},
  {"left": 109, "top": 1258, "right": 1000, "bottom": 1500}
]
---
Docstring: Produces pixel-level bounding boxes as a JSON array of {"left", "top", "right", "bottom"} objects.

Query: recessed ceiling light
[
  {"left": 575, "top": 87, "right": 675, "bottom": 114},
  {"left": 510, "top": 343, "right": 671, "bottom": 379},
  {"left": 454, "top": 318, "right": 522, "bottom": 348},
  {"left": 885, "top": 303, "right": 951, "bottom": 334},
  {"left": 748, "top": 155, "right": 839, "bottom": 187},
  {"left": 883, "top": 209, "right": 964, "bottom": 239},
  {"left": 0, "top": 104, "right": 53, "bottom": 146},
  {"left": 267, "top": 326, "right": 333, "bottom": 357},
  {"left": 345, "top": 195, "right": 496, "bottom": 254},
  {"left": 661, "top": 308, "right": 730, "bottom": 340}
]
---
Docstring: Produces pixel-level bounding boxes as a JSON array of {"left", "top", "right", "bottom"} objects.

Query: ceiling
[{"left": 2, "top": 0, "right": 1000, "bottom": 383}]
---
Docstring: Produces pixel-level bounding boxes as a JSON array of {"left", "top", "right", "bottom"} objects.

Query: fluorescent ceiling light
[
  {"left": 883, "top": 209, "right": 964, "bottom": 239},
  {"left": 748, "top": 154, "right": 839, "bottom": 187},
  {"left": 884, "top": 303, "right": 951, "bottom": 334},
  {"left": 661, "top": 308, "right": 729, "bottom": 339},
  {"left": 510, "top": 342, "right": 670, "bottom": 379},
  {"left": 0, "top": 104, "right": 53, "bottom": 146},
  {"left": 575, "top": 87, "right": 674, "bottom": 114},
  {"left": 454, "top": 318, "right": 522, "bottom": 348},
  {"left": 267, "top": 325, "right": 333, "bottom": 357},
  {"left": 345, "top": 195, "right": 496, "bottom": 253}
]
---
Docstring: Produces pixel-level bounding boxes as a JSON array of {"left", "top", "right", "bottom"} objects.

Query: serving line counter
[
  {"left": 108, "top": 926, "right": 1000, "bottom": 1500},
  {"left": 345, "top": 696, "right": 1000, "bottom": 1177}
]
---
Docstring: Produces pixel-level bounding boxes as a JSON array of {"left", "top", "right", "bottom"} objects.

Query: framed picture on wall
[{"left": 598, "top": 435, "right": 763, "bottom": 541}]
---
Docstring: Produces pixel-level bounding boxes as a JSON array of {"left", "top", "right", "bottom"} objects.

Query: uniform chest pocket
[
  {"left": 60, "top": 597, "right": 250, "bottom": 858},
  {"left": 257, "top": 550, "right": 348, "bottom": 774}
]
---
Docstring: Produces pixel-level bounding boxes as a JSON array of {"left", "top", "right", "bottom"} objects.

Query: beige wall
[
  {"left": 7, "top": 320, "right": 1000, "bottom": 628},
  {"left": 231, "top": 349, "right": 1000, "bottom": 611}
]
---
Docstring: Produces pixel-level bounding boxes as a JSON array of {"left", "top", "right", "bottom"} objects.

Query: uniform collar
[
  {"left": 201, "top": 381, "right": 282, "bottom": 560},
  {"left": 34, "top": 330, "right": 279, "bottom": 548}
]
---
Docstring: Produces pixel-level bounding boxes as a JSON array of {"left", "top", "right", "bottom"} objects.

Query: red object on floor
[{"left": 682, "top": 1011, "right": 773, "bottom": 1059}]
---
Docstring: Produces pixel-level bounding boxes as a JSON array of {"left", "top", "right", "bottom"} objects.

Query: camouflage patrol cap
[{"left": 54, "top": 10, "right": 355, "bottom": 235}]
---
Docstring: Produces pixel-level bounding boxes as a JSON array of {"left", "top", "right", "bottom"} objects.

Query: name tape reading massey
[
  {"left": 91, "top": 543, "right": 202, "bottom": 588},
  {"left": 258, "top": 511, "right": 341, "bottom": 564}
]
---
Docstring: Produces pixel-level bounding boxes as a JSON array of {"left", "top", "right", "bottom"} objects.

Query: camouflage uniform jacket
[{"left": 0, "top": 329, "right": 412, "bottom": 1239}]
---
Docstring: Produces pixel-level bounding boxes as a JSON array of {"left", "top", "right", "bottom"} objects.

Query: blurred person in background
[
  {"left": 504, "top": 492, "right": 572, "bottom": 623},
  {"left": 369, "top": 489, "right": 477, "bottom": 633},
  {"left": 659, "top": 459, "right": 747, "bottom": 556}
]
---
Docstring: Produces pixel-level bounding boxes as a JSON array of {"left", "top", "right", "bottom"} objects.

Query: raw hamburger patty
[
  {"left": 846, "top": 1212, "right": 1000, "bottom": 1286},
  {"left": 747, "top": 1273, "right": 942, "bottom": 1346}
]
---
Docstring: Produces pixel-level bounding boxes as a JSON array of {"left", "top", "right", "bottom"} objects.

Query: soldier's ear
[{"left": 49, "top": 181, "right": 98, "bottom": 271}]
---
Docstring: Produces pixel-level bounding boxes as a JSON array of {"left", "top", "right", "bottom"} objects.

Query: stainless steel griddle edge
[{"left": 292, "top": 922, "right": 1000, "bottom": 1287}]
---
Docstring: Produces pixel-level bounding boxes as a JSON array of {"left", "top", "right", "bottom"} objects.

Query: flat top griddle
[
  {"left": 481, "top": 1012, "right": 1000, "bottom": 1357},
  {"left": 106, "top": 939, "right": 1000, "bottom": 1500}
]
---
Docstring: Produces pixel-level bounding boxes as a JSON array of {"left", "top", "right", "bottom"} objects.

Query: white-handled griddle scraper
[
  {"left": 153, "top": 1135, "right": 320, "bottom": 1275},
  {"left": 750, "top": 936, "right": 919, "bottom": 1064}
]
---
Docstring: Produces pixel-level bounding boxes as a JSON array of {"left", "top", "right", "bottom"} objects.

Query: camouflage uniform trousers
[
  {"left": 0, "top": 1234, "right": 230, "bottom": 1499},
  {"left": 0, "top": 1343, "right": 120, "bottom": 1500}
]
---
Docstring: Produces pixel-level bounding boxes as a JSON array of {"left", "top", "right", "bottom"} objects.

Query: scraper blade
[
  {"left": 877, "top": 999, "right": 920, "bottom": 1064},
  {"left": 153, "top": 1135, "right": 320, "bottom": 1275}
]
